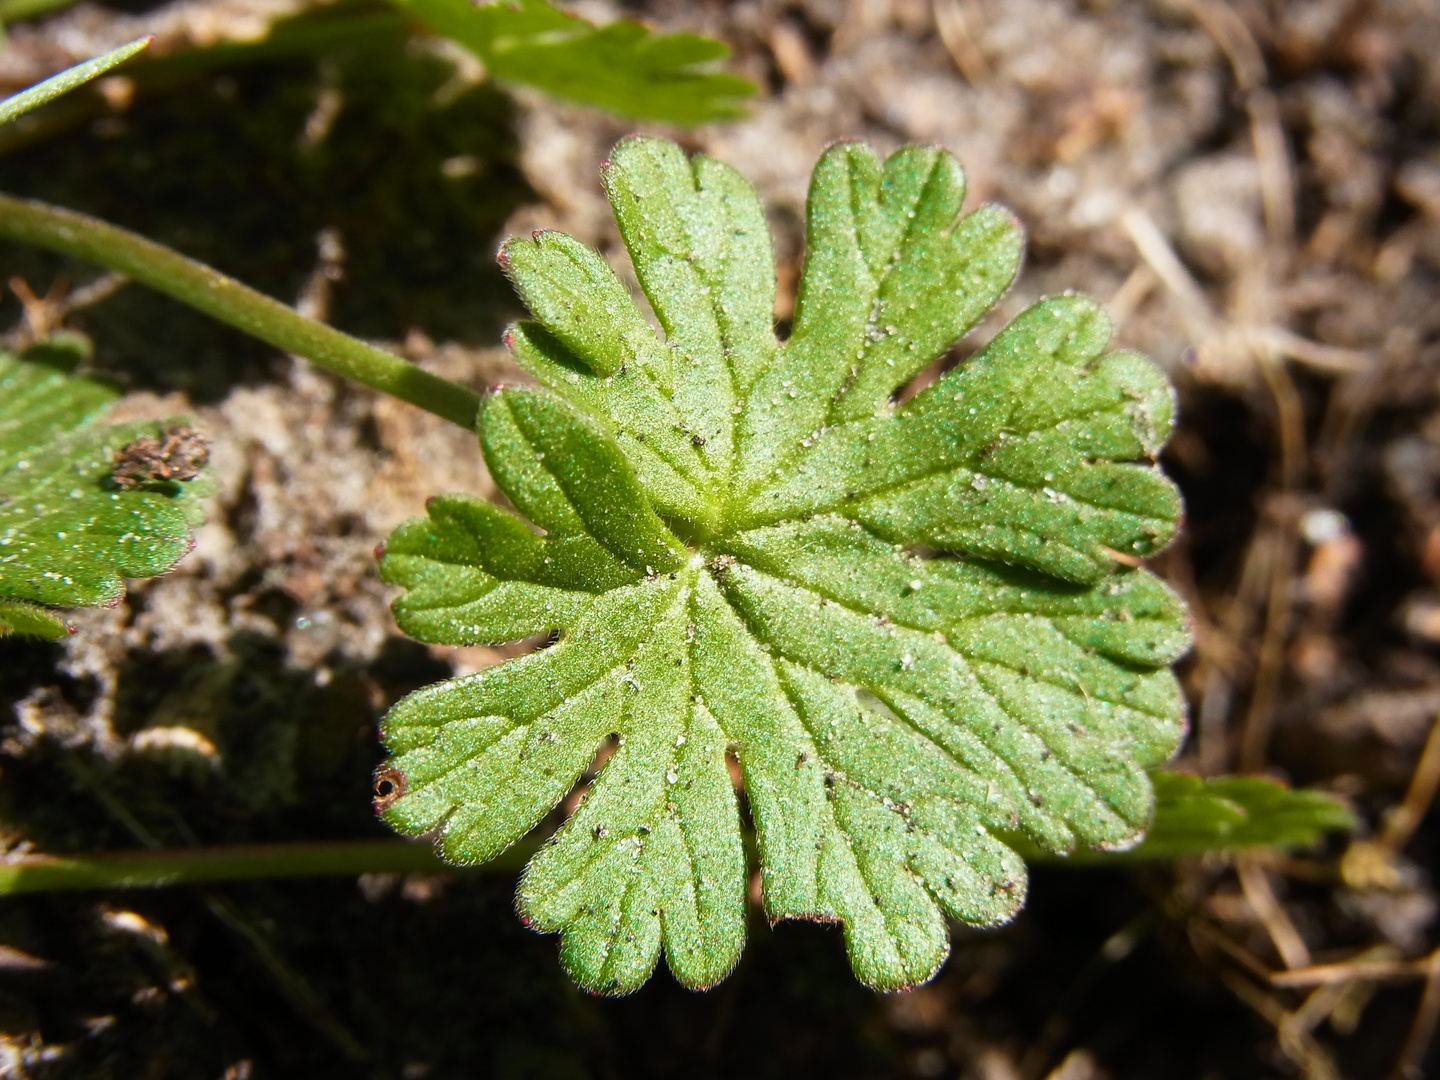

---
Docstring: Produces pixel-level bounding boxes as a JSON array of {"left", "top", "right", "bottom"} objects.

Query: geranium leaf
[
  {"left": 377, "top": 136, "right": 1191, "bottom": 992},
  {"left": 0, "top": 343, "right": 210, "bottom": 638},
  {"left": 390, "top": 0, "right": 754, "bottom": 125}
]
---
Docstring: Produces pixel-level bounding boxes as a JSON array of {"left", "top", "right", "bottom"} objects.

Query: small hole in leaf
[{"left": 373, "top": 765, "right": 407, "bottom": 810}]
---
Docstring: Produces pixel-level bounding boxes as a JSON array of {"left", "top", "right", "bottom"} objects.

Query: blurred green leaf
[
  {"left": 1130, "top": 771, "right": 1354, "bottom": 857},
  {"left": 392, "top": 0, "right": 753, "bottom": 124},
  {"left": 1005, "top": 771, "right": 1354, "bottom": 861}
]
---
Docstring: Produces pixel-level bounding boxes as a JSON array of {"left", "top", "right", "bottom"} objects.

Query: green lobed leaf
[
  {"left": 0, "top": 344, "right": 210, "bottom": 638},
  {"left": 390, "top": 0, "right": 754, "bottom": 125},
  {"left": 377, "top": 135, "right": 1190, "bottom": 993}
]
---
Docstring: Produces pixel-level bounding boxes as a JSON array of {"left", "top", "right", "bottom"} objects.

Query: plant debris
[{"left": 109, "top": 423, "right": 209, "bottom": 489}]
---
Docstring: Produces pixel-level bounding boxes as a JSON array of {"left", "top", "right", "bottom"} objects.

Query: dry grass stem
[
  {"left": 1189, "top": 917, "right": 1276, "bottom": 983},
  {"left": 1380, "top": 714, "right": 1440, "bottom": 853},
  {"left": 1119, "top": 207, "right": 1215, "bottom": 335},
  {"left": 1391, "top": 951, "right": 1440, "bottom": 1080},
  {"left": 1237, "top": 855, "right": 1311, "bottom": 971},
  {"left": 932, "top": 0, "right": 991, "bottom": 84},
  {"left": 1272, "top": 953, "right": 1436, "bottom": 990},
  {"left": 1183, "top": 0, "right": 1295, "bottom": 263},
  {"left": 1218, "top": 969, "right": 1339, "bottom": 1080},
  {"left": 1104, "top": 263, "right": 1157, "bottom": 330}
]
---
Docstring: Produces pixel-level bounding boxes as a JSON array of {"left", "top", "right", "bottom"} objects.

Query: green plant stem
[
  {"left": 0, "top": 838, "right": 533, "bottom": 894},
  {"left": 0, "top": 193, "right": 482, "bottom": 428},
  {"left": 0, "top": 794, "right": 1343, "bottom": 896}
]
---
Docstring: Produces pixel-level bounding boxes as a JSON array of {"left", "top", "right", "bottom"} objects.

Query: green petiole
[
  {"left": 0, "top": 193, "right": 483, "bottom": 428},
  {"left": 0, "top": 838, "right": 536, "bottom": 895}
]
